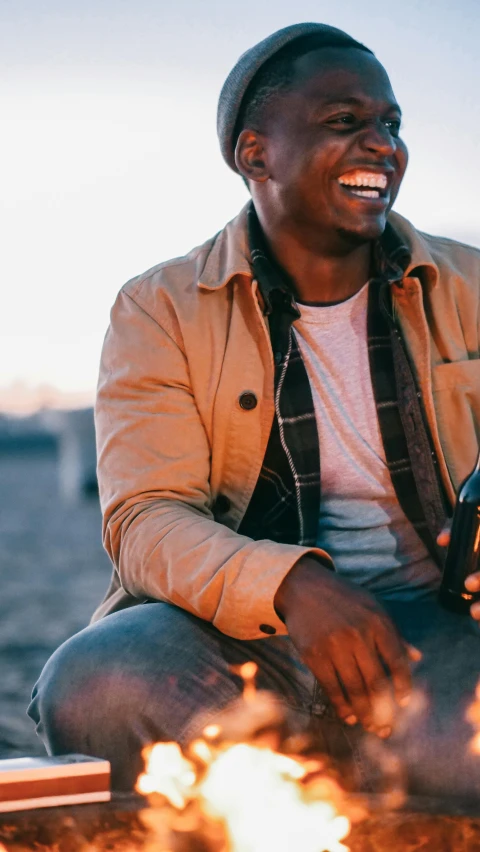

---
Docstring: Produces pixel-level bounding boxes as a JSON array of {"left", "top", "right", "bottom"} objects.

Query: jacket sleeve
[{"left": 95, "top": 286, "right": 331, "bottom": 640}]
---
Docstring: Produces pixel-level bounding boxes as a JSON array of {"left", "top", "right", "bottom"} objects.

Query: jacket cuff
[{"left": 212, "top": 542, "right": 334, "bottom": 640}]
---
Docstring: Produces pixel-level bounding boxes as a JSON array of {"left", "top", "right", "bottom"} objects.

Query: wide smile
[{"left": 335, "top": 169, "right": 391, "bottom": 207}]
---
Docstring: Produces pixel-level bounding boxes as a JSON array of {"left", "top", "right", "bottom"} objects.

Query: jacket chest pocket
[{"left": 432, "top": 359, "right": 480, "bottom": 490}]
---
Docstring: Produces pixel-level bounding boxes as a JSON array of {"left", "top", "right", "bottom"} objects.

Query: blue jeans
[{"left": 28, "top": 596, "right": 480, "bottom": 798}]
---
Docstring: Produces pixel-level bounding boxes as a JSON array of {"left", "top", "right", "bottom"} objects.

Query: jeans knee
[
  {"left": 27, "top": 604, "right": 244, "bottom": 790},
  {"left": 29, "top": 629, "right": 158, "bottom": 758}
]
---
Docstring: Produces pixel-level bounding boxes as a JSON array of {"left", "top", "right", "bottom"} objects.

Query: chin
[{"left": 337, "top": 215, "right": 387, "bottom": 245}]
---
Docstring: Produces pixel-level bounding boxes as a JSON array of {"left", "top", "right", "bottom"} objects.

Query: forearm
[{"left": 104, "top": 494, "right": 330, "bottom": 640}]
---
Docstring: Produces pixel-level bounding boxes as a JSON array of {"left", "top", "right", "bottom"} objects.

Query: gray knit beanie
[{"left": 217, "top": 23, "right": 372, "bottom": 173}]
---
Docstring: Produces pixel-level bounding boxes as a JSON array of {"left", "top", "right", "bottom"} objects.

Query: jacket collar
[
  {"left": 198, "top": 203, "right": 252, "bottom": 291},
  {"left": 198, "top": 202, "right": 440, "bottom": 292},
  {"left": 388, "top": 210, "right": 440, "bottom": 288}
]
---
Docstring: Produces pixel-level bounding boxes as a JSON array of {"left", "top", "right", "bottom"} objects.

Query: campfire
[
  {"left": 131, "top": 669, "right": 480, "bottom": 851},
  {"left": 4, "top": 676, "right": 480, "bottom": 852},
  {"left": 6, "top": 670, "right": 480, "bottom": 851},
  {"left": 135, "top": 663, "right": 358, "bottom": 852}
]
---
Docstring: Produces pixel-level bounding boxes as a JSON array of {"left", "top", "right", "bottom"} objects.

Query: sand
[{"left": 0, "top": 447, "right": 111, "bottom": 757}]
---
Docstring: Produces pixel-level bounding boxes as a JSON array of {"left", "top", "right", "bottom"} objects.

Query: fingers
[
  {"left": 470, "top": 602, "right": 480, "bottom": 621},
  {"left": 470, "top": 591, "right": 480, "bottom": 621},
  {"left": 313, "top": 619, "right": 415, "bottom": 736},
  {"left": 374, "top": 621, "right": 412, "bottom": 708},
  {"left": 329, "top": 649, "right": 379, "bottom": 733},
  {"left": 405, "top": 642, "right": 422, "bottom": 663},
  {"left": 321, "top": 638, "right": 397, "bottom": 736},
  {"left": 351, "top": 643, "right": 395, "bottom": 736},
  {"left": 466, "top": 572, "right": 480, "bottom": 593},
  {"left": 314, "top": 661, "right": 357, "bottom": 726},
  {"left": 436, "top": 519, "right": 452, "bottom": 548},
  {"left": 465, "top": 574, "right": 480, "bottom": 620}
]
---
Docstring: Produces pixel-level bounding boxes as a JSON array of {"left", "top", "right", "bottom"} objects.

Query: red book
[{"left": 0, "top": 754, "right": 111, "bottom": 812}]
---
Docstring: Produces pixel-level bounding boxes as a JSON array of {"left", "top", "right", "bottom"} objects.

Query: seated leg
[{"left": 28, "top": 601, "right": 317, "bottom": 790}]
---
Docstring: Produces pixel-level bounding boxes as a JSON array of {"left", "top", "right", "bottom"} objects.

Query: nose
[{"left": 359, "top": 118, "right": 397, "bottom": 156}]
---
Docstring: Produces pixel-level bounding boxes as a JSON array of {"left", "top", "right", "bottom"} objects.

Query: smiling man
[{"left": 30, "top": 24, "right": 480, "bottom": 797}]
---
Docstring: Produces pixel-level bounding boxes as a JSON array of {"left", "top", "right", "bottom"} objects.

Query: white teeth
[
  {"left": 338, "top": 171, "right": 388, "bottom": 189},
  {"left": 350, "top": 189, "right": 380, "bottom": 198}
]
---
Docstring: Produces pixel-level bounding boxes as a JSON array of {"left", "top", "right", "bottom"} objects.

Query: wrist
[{"left": 274, "top": 555, "right": 332, "bottom": 622}]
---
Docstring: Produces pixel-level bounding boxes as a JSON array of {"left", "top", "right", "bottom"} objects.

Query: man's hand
[
  {"left": 274, "top": 557, "right": 417, "bottom": 736},
  {"left": 437, "top": 521, "right": 480, "bottom": 620}
]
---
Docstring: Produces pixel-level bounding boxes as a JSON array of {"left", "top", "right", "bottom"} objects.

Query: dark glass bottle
[{"left": 439, "top": 449, "right": 480, "bottom": 614}]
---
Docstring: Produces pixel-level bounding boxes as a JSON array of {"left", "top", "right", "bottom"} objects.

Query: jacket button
[
  {"left": 213, "top": 494, "right": 231, "bottom": 514},
  {"left": 259, "top": 623, "right": 276, "bottom": 635},
  {"left": 239, "top": 391, "right": 258, "bottom": 411}
]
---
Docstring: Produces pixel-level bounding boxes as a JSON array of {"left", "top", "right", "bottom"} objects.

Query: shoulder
[
  {"left": 389, "top": 211, "right": 480, "bottom": 288},
  {"left": 418, "top": 232, "right": 480, "bottom": 277},
  {"left": 110, "top": 238, "right": 219, "bottom": 347},
  {"left": 119, "top": 203, "right": 252, "bottom": 314},
  {"left": 121, "top": 235, "right": 218, "bottom": 310}
]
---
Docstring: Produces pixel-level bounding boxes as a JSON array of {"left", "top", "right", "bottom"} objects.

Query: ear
[{"left": 234, "top": 129, "right": 270, "bottom": 183}]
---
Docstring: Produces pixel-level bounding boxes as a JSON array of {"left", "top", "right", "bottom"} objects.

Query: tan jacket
[{"left": 93, "top": 205, "right": 480, "bottom": 638}]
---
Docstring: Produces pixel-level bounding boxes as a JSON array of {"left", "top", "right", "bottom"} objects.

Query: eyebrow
[{"left": 320, "top": 96, "right": 402, "bottom": 115}]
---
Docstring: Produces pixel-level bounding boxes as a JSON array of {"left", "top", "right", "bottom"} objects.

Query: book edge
[
  {"left": 0, "top": 761, "right": 111, "bottom": 783},
  {"left": 0, "top": 791, "right": 111, "bottom": 813}
]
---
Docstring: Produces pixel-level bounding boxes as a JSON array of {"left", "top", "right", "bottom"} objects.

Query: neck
[{"left": 256, "top": 212, "right": 373, "bottom": 304}]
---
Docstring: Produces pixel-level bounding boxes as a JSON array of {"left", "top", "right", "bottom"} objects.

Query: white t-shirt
[{"left": 293, "top": 282, "right": 441, "bottom": 600}]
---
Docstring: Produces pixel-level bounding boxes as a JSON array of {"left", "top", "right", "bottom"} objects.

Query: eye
[
  {"left": 327, "top": 113, "right": 357, "bottom": 128},
  {"left": 383, "top": 118, "right": 402, "bottom": 136}
]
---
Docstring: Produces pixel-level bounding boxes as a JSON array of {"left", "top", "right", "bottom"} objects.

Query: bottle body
[{"left": 439, "top": 452, "right": 480, "bottom": 614}]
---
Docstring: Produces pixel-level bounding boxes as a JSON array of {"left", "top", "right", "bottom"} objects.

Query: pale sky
[{"left": 1, "top": 0, "right": 479, "bottom": 399}]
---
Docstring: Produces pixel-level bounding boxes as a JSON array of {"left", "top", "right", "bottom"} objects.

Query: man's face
[{"left": 251, "top": 47, "right": 408, "bottom": 247}]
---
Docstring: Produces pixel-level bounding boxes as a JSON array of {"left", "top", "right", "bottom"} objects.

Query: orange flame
[
  {"left": 137, "top": 742, "right": 196, "bottom": 808},
  {"left": 137, "top": 737, "right": 351, "bottom": 852},
  {"left": 136, "top": 671, "right": 352, "bottom": 852}
]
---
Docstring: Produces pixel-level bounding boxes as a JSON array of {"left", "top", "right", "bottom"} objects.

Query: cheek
[
  {"left": 388, "top": 143, "right": 408, "bottom": 207},
  {"left": 295, "top": 154, "right": 338, "bottom": 200},
  {"left": 395, "top": 140, "right": 409, "bottom": 177}
]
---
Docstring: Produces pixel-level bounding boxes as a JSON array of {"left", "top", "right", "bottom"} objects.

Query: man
[{"left": 29, "top": 23, "right": 480, "bottom": 797}]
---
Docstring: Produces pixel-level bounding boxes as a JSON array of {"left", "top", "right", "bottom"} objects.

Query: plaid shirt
[{"left": 239, "top": 204, "right": 449, "bottom": 568}]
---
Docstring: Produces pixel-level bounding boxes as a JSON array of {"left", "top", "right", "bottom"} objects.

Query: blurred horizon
[{"left": 2, "top": 0, "right": 479, "bottom": 409}]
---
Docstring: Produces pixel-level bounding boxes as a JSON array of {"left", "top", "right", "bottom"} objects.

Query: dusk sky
[{"left": 2, "top": 0, "right": 479, "bottom": 399}]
